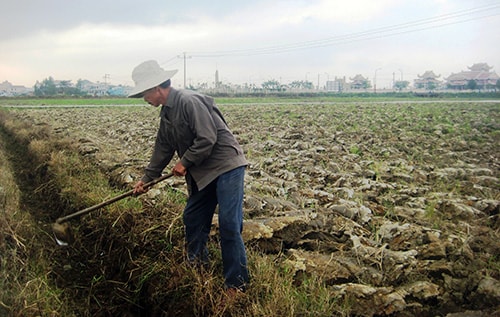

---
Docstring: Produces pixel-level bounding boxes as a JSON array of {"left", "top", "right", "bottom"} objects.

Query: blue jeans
[{"left": 183, "top": 166, "right": 249, "bottom": 289}]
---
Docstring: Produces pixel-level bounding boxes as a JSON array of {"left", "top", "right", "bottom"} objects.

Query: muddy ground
[{"left": 1, "top": 100, "right": 499, "bottom": 316}]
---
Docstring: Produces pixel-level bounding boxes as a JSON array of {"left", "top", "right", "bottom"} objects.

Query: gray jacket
[{"left": 142, "top": 88, "right": 248, "bottom": 192}]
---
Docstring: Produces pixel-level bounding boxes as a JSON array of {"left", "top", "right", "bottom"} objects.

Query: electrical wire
[{"left": 179, "top": 3, "right": 500, "bottom": 58}]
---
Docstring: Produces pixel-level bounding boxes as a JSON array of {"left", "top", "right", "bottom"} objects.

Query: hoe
[{"left": 52, "top": 173, "right": 173, "bottom": 246}]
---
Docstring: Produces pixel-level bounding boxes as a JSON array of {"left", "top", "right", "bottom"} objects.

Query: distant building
[
  {"left": 414, "top": 71, "right": 442, "bottom": 90},
  {"left": 446, "top": 63, "right": 499, "bottom": 90},
  {"left": 107, "top": 85, "right": 129, "bottom": 96},
  {"left": 0, "top": 80, "right": 33, "bottom": 96},
  {"left": 77, "top": 79, "right": 132, "bottom": 96},
  {"left": 326, "top": 76, "right": 347, "bottom": 92},
  {"left": 77, "top": 79, "right": 106, "bottom": 96},
  {"left": 349, "top": 74, "right": 370, "bottom": 90},
  {"left": 215, "top": 69, "right": 220, "bottom": 88}
]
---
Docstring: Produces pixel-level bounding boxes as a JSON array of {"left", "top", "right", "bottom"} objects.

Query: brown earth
[{"left": 2, "top": 101, "right": 499, "bottom": 316}]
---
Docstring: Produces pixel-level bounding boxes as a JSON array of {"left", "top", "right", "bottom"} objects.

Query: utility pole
[
  {"left": 178, "top": 52, "right": 192, "bottom": 89},
  {"left": 373, "top": 68, "right": 381, "bottom": 93},
  {"left": 103, "top": 73, "right": 110, "bottom": 95}
]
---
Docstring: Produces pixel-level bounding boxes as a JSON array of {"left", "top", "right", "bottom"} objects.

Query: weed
[
  {"left": 349, "top": 145, "right": 362, "bottom": 156},
  {"left": 424, "top": 198, "right": 443, "bottom": 229}
]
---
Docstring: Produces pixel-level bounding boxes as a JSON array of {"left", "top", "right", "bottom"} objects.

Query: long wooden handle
[{"left": 55, "top": 173, "right": 174, "bottom": 224}]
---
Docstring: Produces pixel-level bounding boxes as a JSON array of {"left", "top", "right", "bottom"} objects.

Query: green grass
[
  {"left": 0, "top": 112, "right": 75, "bottom": 316},
  {"left": 2, "top": 91, "right": 498, "bottom": 107},
  {"left": 0, "top": 96, "right": 390, "bottom": 106},
  {"left": 0, "top": 97, "right": 139, "bottom": 106}
]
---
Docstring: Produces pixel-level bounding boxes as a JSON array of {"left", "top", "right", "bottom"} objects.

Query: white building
[{"left": 0, "top": 81, "right": 33, "bottom": 96}]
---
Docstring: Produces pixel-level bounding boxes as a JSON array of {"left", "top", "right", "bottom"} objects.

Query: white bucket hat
[{"left": 128, "top": 60, "right": 178, "bottom": 98}]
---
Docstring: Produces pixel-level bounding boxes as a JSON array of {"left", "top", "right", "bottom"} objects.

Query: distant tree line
[
  {"left": 242, "top": 79, "right": 315, "bottom": 92},
  {"left": 34, "top": 77, "right": 92, "bottom": 97},
  {"left": 28, "top": 75, "right": 500, "bottom": 97}
]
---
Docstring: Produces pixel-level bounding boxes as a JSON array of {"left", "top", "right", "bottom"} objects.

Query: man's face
[{"left": 143, "top": 87, "right": 161, "bottom": 107}]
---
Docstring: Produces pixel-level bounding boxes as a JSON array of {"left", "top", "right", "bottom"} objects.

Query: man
[{"left": 129, "top": 60, "right": 249, "bottom": 293}]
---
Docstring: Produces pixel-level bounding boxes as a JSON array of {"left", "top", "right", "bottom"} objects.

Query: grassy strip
[
  {"left": 0, "top": 96, "right": 392, "bottom": 106},
  {"left": 0, "top": 97, "right": 140, "bottom": 106},
  {"left": 0, "top": 111, "right": 75, "bottom": 316},
  {"left": 1, "top": 90, "right": 499, "bottom": 107}
]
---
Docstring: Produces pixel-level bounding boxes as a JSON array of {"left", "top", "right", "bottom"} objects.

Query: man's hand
[
  {"left": 133, "top": 180, "right": 148, "bottom": 195},
  {"left": 172, "top": 161, "right": 187, "bottom": 176}
]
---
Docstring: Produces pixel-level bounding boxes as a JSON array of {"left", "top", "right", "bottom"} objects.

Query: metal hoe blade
[
  {"left": 52, "top": 222, "right": 74, "bottom": 246},
  {"left": 55, "top": 236, "right": 69, "bottom": 246}
]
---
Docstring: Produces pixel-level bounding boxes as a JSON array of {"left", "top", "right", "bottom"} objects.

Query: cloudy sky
[{"left": 1, "top": 0, "right": 499, "bottom": 89}]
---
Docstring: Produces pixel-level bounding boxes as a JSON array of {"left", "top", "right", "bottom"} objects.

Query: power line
[
  {"left": 158, "top": 56, "right": 183, "bottom": 69},
  {"left": 188, "top": 3, "right": 499, "bottom": 58},
  {"left": 155, "top": 2, "right": 499, "bottom": 85}
]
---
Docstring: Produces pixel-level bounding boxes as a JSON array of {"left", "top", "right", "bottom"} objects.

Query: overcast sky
[{"left": 1, "top": 0, "right": 499, "bottom": 89}]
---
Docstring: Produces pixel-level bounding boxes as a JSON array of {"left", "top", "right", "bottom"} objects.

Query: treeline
[
  {"left": 206, "top": 91, "right": 500, "bottom": 99},
  {"left": 33, "top": 77, "right": 87, "bottom": 97}
]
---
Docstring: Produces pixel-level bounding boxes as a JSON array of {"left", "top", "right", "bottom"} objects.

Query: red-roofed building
[{"left": 446, "top": 63, "right": 499, "bottom": 90}]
